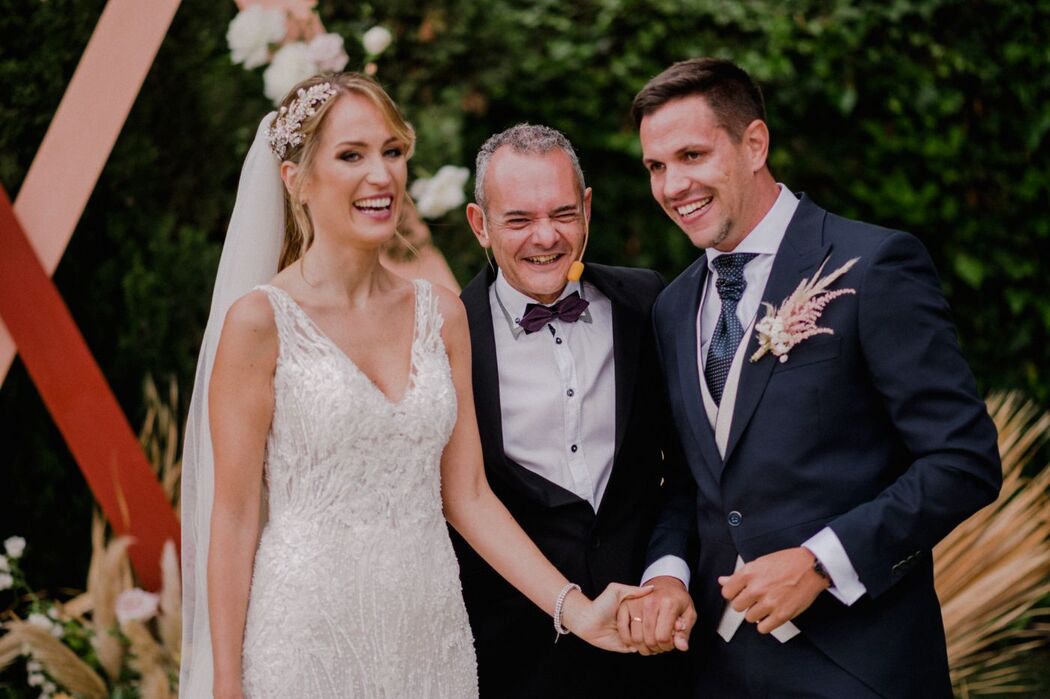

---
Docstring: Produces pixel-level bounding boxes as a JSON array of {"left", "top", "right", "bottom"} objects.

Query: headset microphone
[{"left": 566, "top": 225, "right": 589, "bottom": 282}]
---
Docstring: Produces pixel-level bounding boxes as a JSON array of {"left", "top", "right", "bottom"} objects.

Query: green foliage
[{"left": 0, "top": 0, "right": 1047, "bottom": 587}]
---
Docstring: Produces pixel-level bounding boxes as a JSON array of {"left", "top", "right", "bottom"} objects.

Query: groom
[
  {"left": 624, "top": 58, "right": 1001, "bottom": 696},
  {"left": 449, "top": 124, "right": 687, "bottom": 697}
]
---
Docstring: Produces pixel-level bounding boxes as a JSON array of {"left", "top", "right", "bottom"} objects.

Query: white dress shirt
[
  {"left": 489, "top": 270, "right": 616, "bottom": 510},
  {"left": 643, "top": 185, "right": 866, "bottom": 614}
]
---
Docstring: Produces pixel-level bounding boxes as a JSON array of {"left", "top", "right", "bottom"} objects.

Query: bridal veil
[{"left": 180, "top": 113, "right": 283, "bottom": 697}]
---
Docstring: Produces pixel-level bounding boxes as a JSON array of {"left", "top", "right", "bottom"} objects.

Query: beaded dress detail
[{"left": 242, "top": 279, "right": 478, "bottom": 698}]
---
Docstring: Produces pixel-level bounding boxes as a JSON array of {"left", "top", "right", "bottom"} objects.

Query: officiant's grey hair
[{"left": 473, "top": 124, "right": 586, "bottom": 211}]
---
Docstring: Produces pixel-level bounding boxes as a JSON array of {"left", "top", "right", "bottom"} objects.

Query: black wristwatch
[{"left": 813, "top": 558, "right": 831, "bottom": 583}]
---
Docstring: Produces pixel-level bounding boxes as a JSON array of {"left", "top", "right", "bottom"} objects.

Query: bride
[{"left": 179, "top": 72, "right": 649, "bottom": 698}]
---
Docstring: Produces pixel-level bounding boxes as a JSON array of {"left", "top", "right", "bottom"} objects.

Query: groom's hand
[
  {"left": 616, "top": 576, "right": 696, "bottom": 655},
  {"left": 718, "top": 547, "right": 830, "bottom": 634}
]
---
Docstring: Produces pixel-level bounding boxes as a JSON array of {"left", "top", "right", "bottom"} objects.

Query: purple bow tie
[{"left": 518, "top": 291, "right": 590, "bottom": 334}]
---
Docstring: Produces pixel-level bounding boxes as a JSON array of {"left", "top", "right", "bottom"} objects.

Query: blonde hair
[{"left": 274, "top": 73, "right": 416, "bottom": 270}]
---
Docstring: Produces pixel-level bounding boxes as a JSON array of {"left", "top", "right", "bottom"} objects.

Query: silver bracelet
[{"left": 553, "top": 582, "right": 582, "bottom": 642}]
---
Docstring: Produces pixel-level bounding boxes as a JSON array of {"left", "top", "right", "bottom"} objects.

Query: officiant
[{"left": 449, "top": 124, "right": 688, "bottom": 697}]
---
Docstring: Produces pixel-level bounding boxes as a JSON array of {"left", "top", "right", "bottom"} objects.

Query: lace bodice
[{"left": 240, "top": 279, "right": 477, "bottom": 698}]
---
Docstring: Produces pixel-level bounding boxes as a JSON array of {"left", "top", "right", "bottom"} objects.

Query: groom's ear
[
  {"left": 466, "top": 203, "right": 490, "bottom": 248},
  {"left": 742, "top": 119, "right": 770, "bottom": 173}
]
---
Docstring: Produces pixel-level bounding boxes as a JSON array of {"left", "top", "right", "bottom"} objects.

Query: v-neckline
[{"left": 265, "top": 282, "right": 421, "bottom": 406}]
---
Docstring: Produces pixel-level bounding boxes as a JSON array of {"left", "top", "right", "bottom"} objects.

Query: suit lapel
[
  {"left": 673, "top": 257, "right": 725, "bottom": 482},
  {"left": 461, "top": 267, "right": 507, "bottom": 468},
  {"left": 722, "top": 196, "right": 831, "bottom": 466},
  {"left": 461, "top": 266, "right": 586, "bottom": 509}
]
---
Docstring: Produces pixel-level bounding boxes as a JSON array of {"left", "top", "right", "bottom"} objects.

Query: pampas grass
[
  {"left": 0, "top": 373, "right": 185, "bottom": 696},
  {"left": 139, "top": 373, "right": 182, "bottom": 512},
  {"left": 123, "top": 620, "right": 175, "bottom": 699},
  {"left": 158, "top": 539, "right": 182, "bottom": 661},
  {"left": 87, "top": 512, "right": 132, "bottom": 681},
  {"left": 936, "top": 392, "right": 1050, "bottom": 696}
]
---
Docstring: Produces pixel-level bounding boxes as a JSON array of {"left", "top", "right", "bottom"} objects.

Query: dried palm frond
[
  {"left": 86, "top": 514, "right": 133, "bottom": 681},
  {"left": 0, "top": 622, "right": 107, "bottom": 699},
  {"left": 935, "top": 391, "right": 1050, "bottom": 695},
  {"left": 0, "top": 626, "right": 23, "bottom": 669},
  {"left": 158, "top": 539, "right": 182, "bottom": 660}
]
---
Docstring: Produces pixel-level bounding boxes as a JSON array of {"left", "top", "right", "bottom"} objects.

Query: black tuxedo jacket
[
  {"left": 452, "top": 262, "right": 688, "bottom": 698},
  {"left": 648, "top": 195, "right": 1001, "bottom": 697}
]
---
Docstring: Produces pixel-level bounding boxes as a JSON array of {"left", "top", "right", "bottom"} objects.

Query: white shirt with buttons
[
  {"left": 643, "top": 185, "right": 867, "bottom": 611},
  {"left": 489, "top": 270, "right": 616, "bottom": 511}
]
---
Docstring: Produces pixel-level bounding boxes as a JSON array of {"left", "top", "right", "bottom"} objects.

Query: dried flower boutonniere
[{"left": 750, "top": 257, "right": 860, "bottom": 363}]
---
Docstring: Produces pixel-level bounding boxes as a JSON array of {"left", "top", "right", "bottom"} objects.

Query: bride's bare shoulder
[
  {"left": 430, "top": 282, "right": 467, "bottom": 328},
  {"left": 221, "top": 289, "right": 278, "bottom": 345}
]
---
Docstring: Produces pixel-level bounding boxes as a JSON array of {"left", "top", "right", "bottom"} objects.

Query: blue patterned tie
[{"left": 705, "top": 253, "right": 758, "bottom": 405}]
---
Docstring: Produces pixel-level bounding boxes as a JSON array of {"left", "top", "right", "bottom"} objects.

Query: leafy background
[{"left": 0, "top": 0, "right": 1047, "bottom": 656}]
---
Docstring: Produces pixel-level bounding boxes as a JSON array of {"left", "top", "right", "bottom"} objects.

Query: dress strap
[
  {"left": 411, "top": 279, "right": 444, "bottom": 355},
  {"left": 253, "top": 284, "right": 330, "bottom": 362}
]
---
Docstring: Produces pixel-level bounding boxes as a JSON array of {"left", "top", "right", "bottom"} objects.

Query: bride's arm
[
  {"left": 207, "top": 291, "right": 278, "bottom": 698},
  {"left": 435, "top": 289, "right": 647, "bottom": 651}
]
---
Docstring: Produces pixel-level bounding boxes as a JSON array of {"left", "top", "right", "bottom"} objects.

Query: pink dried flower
[
  {"left": 751, "top": 257, "right": 859, "bottom": 363},
  {"left": 115, "top": 588, "right": 160, "bottom": 625}
]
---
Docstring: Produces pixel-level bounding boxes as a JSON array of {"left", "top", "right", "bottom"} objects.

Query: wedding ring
[{"left": 632, "top": 617, "right": 642, "bottom": 623}]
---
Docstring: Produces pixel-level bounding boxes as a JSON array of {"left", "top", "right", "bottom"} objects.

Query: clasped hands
[{"left": 614, "top": 547, "right": 829, "bottom": 654}]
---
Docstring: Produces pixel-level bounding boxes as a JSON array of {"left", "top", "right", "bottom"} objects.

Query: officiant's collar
[
  {"left": 493, "top": 269, "right": 591, "bottom": 339},
  {"left": 705, "top": 184, "right": 798, "bottom": 271}
]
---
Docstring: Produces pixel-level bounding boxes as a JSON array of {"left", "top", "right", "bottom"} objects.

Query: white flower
[
  {"left": 362, "top": 26, "right": 393, "bottom": 56},
  {"left": 410, "top": 165, "right": 470, "bottom": 219},
  {"left": 307, "top": 33, "right": 349, "bottom": 72},
  {"left": 227, "top": 5, "right": 287, "bottom": 70},
  {"left": 27, "top": 671, "right": 44, "bottom": 687},
  {"left": 0, "top": 556, "right": 8, "bottom": 572},
  {"left": 4, "top": 536, "right": 25, "bottom": 559},
  {"left": 27, "top": 660, "right": 42, "bottom": 673},
  {"left": 115, "top": 588, "right": 160, "bottom": 625},
  {"left": 43, "top": 681, "right": 57, "bottom": 696},
  {"left": 264, "top": 42, "right": 319, "bottom": 105},
  {"left": 27, "top": 613, "right": 62, "bottom": 638},
  {"left": 0, "top": 572, "right": 12, "bottom": 590}
]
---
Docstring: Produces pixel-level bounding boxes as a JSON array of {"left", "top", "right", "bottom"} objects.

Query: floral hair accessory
[
  {"left": 750, "top": 256, "right": 860, "bottom": 363},
  {"left": 266, "top": 81, "right": 338, "bottom": 158}
]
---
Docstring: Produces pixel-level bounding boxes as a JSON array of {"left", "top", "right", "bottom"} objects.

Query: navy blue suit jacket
[{"left": 648, "top": 195, "right": 1001, "bottom": 697}]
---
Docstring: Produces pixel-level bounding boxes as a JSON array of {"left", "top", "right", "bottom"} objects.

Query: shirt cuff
[
  {"left": 803, "top": 527, "right": 866, "bottom": 605},
  {"left": 641, "top": 555, "right": 691, "bottom": 589}
]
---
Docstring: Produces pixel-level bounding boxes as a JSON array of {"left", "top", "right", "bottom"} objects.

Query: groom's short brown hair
[{"left": 631, "top": 58, "right": 766, "bottom": 142}]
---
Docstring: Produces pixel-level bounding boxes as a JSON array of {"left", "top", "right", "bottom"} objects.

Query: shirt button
[
  {"left": 727, "top": 511, "right": 742, "bottom": 527},
  {"left": 555, "top": 337, "right": 563, "bottom": 344},
  {"left": 566, "top": 389, "right": 574, "bottom": 397},
  {"left": 570, "top": 444, "right": 578, "bottom": 453}
]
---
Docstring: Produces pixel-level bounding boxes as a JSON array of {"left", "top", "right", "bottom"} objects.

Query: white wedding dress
[{"left": 239, "top": 279, "right": 478, "bottom": 698}]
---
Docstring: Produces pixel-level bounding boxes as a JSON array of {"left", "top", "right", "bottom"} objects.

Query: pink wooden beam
[{"left": 0, "top": 0, "right": 182, "bottom": 383}]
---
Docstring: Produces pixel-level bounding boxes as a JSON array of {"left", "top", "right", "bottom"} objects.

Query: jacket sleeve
[
  {"left": 643, "top": 291, "right": 700, "bottom": 570},
  {"left": 828, "top": 231, "right": 1001, "bottom": 598}
]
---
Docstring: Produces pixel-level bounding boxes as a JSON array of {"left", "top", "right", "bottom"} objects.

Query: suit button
[{"left": 727, "top": 511, "right": 742, "bottom": 527}]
